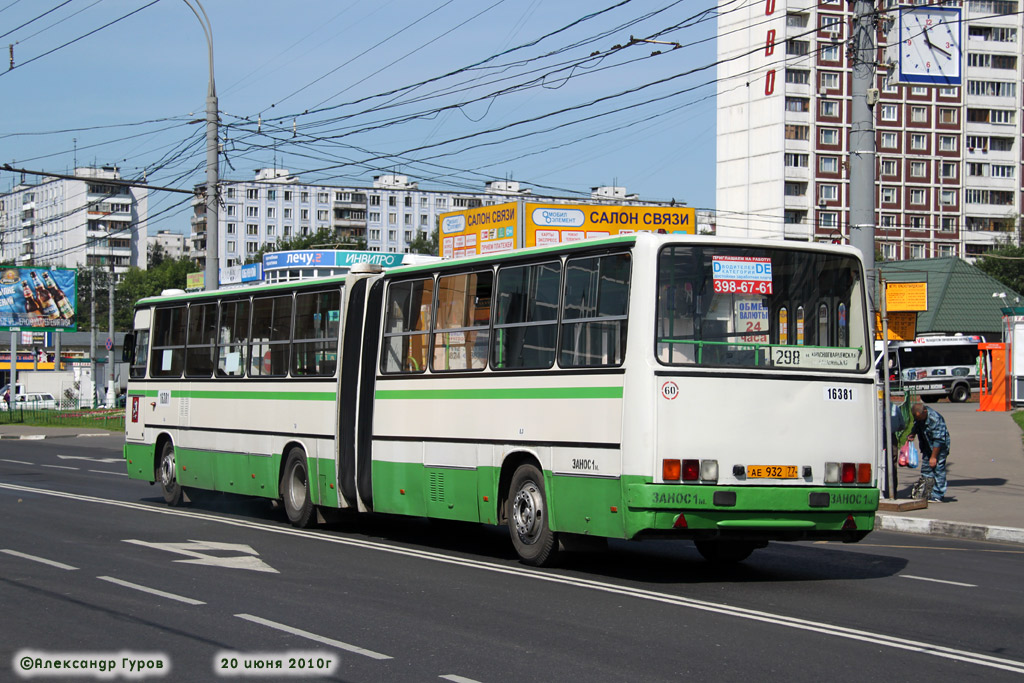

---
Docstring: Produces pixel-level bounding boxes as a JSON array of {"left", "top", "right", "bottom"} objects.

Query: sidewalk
[
  {"left": 3, "top": 406, "right": 1023, "bottom": 545},
  {"left": 877, "top": 401, "right": 1024, "bottom": 545}
]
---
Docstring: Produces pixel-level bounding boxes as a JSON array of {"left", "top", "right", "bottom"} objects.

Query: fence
[{"left": 0, "top": 401, "right": 125, "bottom": 432}]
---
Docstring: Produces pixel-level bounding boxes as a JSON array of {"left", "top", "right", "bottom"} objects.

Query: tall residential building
[
  {"left": 717, "top": 0, "right": 1023, "bottom": 260},
  {"left": 191, "top": 169, "right": 671, "bottom": 270},
  {"left": 0, "top": 166, "right": 148, "bottom": 275}
]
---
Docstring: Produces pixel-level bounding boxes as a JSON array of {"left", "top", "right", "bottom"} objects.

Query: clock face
[{"left": 898, "top": 6, "right": 961, "bottom": 84}]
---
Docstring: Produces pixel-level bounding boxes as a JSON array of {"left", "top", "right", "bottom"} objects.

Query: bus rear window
[{"left": 656, "top": 246, "right": 868, "bottom": 372}]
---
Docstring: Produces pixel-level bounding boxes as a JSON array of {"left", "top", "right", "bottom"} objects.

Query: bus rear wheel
[
  {"left": 508, "top": 464, "right": 558, "bottom": 567},
  {"left": 158, "top": 441, "right": 183, "bottom": 506},
  {"left": 694, "top": 539, "right": 757, "bottom": 564},
  {"left": 281, "top": 448, "right": 315, "bottom": 528}
]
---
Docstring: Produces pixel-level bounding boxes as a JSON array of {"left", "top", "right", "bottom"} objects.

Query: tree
[
  {"left": 148, "top": 241, "right": 167, "bottom": 268},
  {"left": 244, "top": 228, "right": 342, "bottom": 265},
  {"left": 409, "top": 226, "right": 439, "bottom": 256},
  {"left": 975, "top": 244, "right": 1024, "bottom": 296}
]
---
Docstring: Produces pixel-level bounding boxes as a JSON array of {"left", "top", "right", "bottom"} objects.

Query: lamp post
[{"left": 184, "top": 0, "right": 218, "bottom": 291}]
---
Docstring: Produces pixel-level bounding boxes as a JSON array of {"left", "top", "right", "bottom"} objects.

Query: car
[{"left": 4, "top": 392, "right": 58, "bottom": 410}]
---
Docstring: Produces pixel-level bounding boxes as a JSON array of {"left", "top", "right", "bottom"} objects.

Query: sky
[{"left": 0, "top": 0, "right": 720, "bottom": 235}]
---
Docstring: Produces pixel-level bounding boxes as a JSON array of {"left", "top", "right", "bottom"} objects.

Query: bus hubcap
[
  {"left": 513, "top": 483, "right": 542, "bottom": 541},
  {"left": 159, "top": 452, "right": 175, "bottom": 487}
]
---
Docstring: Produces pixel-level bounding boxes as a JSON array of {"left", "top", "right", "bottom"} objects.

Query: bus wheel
[
  {"left": 281, "top": 448, "right": 314, "bottom": 528},
  {"left": 950, "top": 384, "right": 970, "bottom": 403},
  {"left": 508, "top": 464, "right": 558, "bottom": 567},
  {"left": 157, "top": 441, "right": 182, "bottom": 506},
  {"left": 921, "top": 395, "right": 939, "bottom": 404},
  {"left": 694, "top": 540, "right": 756, "bottom": 564}
]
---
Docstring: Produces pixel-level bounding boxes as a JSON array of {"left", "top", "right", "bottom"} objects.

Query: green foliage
[
  {"left": 243, "top": 228, "right": 346, "bottom": 265},
  {"left": 114, "top": 256, "right": 194, "bottom": 330},
  {"left": 975, "top": 244, "right": 1024, "bottom": 296},
  {"left": 409, "top": 226, "right": 439, "bottom": 256}
]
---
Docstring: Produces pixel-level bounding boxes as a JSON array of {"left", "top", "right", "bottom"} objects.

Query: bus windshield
[{"left": 656, "top": 245, "right": 869, "bottom": 372}]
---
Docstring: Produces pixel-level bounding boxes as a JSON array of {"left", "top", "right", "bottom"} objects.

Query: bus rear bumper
[{"left": 625, "top": 483, "right": 878, "bottom": 542}]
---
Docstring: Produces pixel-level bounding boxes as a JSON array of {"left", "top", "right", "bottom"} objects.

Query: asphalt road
[{"left": 2, "top": 436, "right": 1023, "bottom": 682}]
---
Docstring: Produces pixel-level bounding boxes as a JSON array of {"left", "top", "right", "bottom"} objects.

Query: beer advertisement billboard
[{"left": 0, "top": 267, "right": 78, "bottom": 331}]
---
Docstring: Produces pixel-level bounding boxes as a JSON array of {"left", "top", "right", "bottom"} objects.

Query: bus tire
[
  {"left": 694, "top": 539, "right": 756, "bottom": 564},
  {"left": 157, "top": 441, "right": 183, "bottom": 507},
  {"left": 508, "top": 463, "right": 558, "bottom": 567},
  {"left": 950, "top": 384, "right": 970, "bottom": 403},
  {"left": 281, "top": 448, "right": 315, "bottom": 528}
]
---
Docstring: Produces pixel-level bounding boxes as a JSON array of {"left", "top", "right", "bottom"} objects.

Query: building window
[
  {"left": 266, "top": 207, "right": 276, "bottom": 218},
  {"left": 284, "top": 191, "right": 292, "bottom": 201},
  {"left": 880, "top": 132, "right": 898, "bottom": 149},
  {"left": 246, "top": 189, "right": 259, "bottom": 200},
  {"left": 819, "top": 212, "right": 838, "bottom": 229},
  {"left": 226, "top": 205, "right": 236, "bottom": 216},
  {"left": 940, "top": 162, "right": 957, "bottom": 179},
  {"left": 786, "top": 39, "right": 809, "bottom": 56},
  {"left": 910, "top": 244, "right": 925, "bottom": 259},
  {"left": 941, "top": 217, "right": 957, "bottom": 232},
  {"left": 880, "top": 104, "right": 898, "bottom": 121},
  {"left": 369, "top": 211, "right": 381, "bottom": 222},
  {"left": 820, "top": 44, "right": 840, "bottom": 61},
  {"left": 819, "top": 100, "right": 839, "bottom": 117},
  {"left": 785, "top": 124, "right": 809, "bottom": 140},
  {"left": 784, "top": 182, "right": 807, "bottom": 196},
  {"left": 939, "top": 108, "right": 957, "bottom": 124},
  {"left": 991, "top": 164, "right": 1015, "bottom": 178},
  {"left": 819, "top": 72, "right": 840, "bottom": 90},
  {"left": 910, "top": 189, "right": 926, "bottom": 205},
  {"left": 389, "top": 212, "right": 398, "bottom": 224},
  {"left": 226, "top": 223, "right": 236, "bottom": 234},
  {"left": 785, "top": 153, "right": 809, "bottom": 168},
  {"left": 283, "top": 208, "right": 292, "bottom": 219},
  {"left": 910, "top": 133, "right": 927, "bottom": 150},
  {"left": 819, "top": 128, "right": 839, "bottom": 145},
  {"left": 909, "top": 216, "right": 926, "bottom": 230},
  {"left": 785, "top": 97, "right": 810, "bottom": 112},
  {"left": 301, "top": 192, "right": 309, "bottom": 203},
  {"left": 317, "top": 192, "right": 329, "bottom": 203},
  {"left": 967, "top": 80, "right": 1017, "bottom": 98},
  {"left": 938, "top": 86, "right": 958, "bottom": 97},
  {"left": 369, "top": 195, "right": 381, "bottom": 206},
  {"left": 881, "top": 243, "right": 897, "bottom": 260},
  {"left": 317, "top": 210, "right": 329, "bottom": 221},
  {"left": 910, "top": 161, "right": 927, "bottom": 177},
  {"left": 818, "top": 156, "right": 839, "bottom": 173},
  {"left": 938, "top": 135, "right": 957, "bottom": 152},
  {"left": 300, "top": 209, "right": 309, "bottom": 220},
  {"left": 246, "top": 224, "right": 259, "bottom": 236},
  {"left": 881, "top": 159, "right": 897, "bottom": 176},
  {"left": 246, "top": 206, "right": 259, "bottom": 217},
  {"left": 819, "top": 184, "right": 838, "bottom": 201},
  {"left": 226, "top": 240, "right": 235, "bottom": 253},
  {"left": 225, "top": 187, "right": 236, "bottom": 199},
  {"left": 881, "top": 187, "right": 897, "bottom": 203},
  {"left": 940, "top": 190, "right": 956, "bottom": 206},
  {"left": 246, "top": 242, "right": 259, "bottom": 254},
  {"left": 785, "top": 69, "right": 810, "bottom": 84},
  {"left": 881, "top": 215, "right": 896, "bottom": 228},
  {"left": 910, "top": 106, "right": 928, "bottom": 123},
  {"left": 267, "top": 190, "right": 276, "bottom": 201},
  {"left": 388, "top": 196, "right": 397, "bottom": 207}
]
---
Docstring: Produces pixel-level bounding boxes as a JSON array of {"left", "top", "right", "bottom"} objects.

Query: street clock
[{"left": 897, "top": 5, "right": 962, "bottom": 85}]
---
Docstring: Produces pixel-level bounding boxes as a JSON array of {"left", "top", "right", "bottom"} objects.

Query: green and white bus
[{"left": 123, "top": 233, "right": 879, "bottom": 565}]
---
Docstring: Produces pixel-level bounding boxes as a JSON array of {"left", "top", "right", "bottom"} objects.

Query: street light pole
[{"left": 184, "top": 0, "right": 218, "bottom": 291}]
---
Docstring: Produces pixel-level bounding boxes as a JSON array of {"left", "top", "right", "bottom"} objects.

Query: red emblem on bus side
[{"left": 131, "top": 396, "right": 140, "bottom": 423}]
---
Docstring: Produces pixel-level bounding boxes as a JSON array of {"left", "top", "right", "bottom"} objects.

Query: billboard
[
  {"left": 0, "top": 267, "right": 78, "bottom": 332},
  {"left": 438, "top": 201, "right": 696, "bottom": 258}
]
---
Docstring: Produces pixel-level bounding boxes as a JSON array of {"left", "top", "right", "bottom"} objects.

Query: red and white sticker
[
  {"left": 661, "top": 381, "right": 679, "bottom": 400},
  {"left": 712, "top": 255, "right": 773, "bottom": 295}
]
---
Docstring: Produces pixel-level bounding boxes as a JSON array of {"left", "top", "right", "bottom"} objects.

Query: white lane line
[
  {"left": 440, "top": 675, "right": 482, "bottom": 683},
  {"left": 235, "top": 613, "right": 391, "bottom": 660},
  {"left": 1, "top": 549, "right": 78, "bottom": 571},
  {"left": 97, "top": 576, "right": 206, "bottom": 605},
  {"left": 88, "top": 469, "right": 128, "bottom": 477},
  {"left": 901, "top": 574, "right": 978, "bottom": 588},
  {"left": 0, "top": 459, "right": 32, "bottom": 465},
  {"left": 2, "top": 482, "right": 1021, "bottom": 676},
  {"left": 41, "top": 464, "right": 78, "bottom": 470}
]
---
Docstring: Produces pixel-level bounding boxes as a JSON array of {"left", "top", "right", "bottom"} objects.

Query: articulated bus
[{"left": 123, "top": 233, "right": 879, "bottom": 565}]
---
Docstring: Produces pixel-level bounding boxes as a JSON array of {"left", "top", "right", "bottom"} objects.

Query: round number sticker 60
[{"left": 661, "top": 381, "right": 679, "bottom": 400}]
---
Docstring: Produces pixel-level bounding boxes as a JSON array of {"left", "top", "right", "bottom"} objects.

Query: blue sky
[{"left": 1, "top": 0, "right": 719, "bottom": 234}]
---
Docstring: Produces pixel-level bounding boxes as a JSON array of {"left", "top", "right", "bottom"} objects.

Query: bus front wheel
[
  {"left": 694, "top": 539, "right": 756, "bottom": 564},
  {"left": 508, "top": 464, "right": 558, "bottom": 567},
  {"left": 281, "top": 448, "right": 315, "bottom": 528},
  {"left": 158, "top": 441, "right": 183, "bottom": 506}
]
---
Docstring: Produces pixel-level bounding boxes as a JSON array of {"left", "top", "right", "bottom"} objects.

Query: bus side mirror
[{"left": 122, "top": 333, "right": 135, "bottom": 364}]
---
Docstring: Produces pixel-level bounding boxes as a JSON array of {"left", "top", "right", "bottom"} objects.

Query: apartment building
[
  {"left": 717, "top": 0, "right": 1023, "bottom": 260},
  {"left": 191, "top": 169, "right": 669, "bottom": 270},
  {"left": 0, "top": 166, "right": 148, "bottom": 276}
]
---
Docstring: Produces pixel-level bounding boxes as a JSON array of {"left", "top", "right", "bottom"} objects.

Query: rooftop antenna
[{"left": 73, "top": 138, "right": 77, "bottom": 169}]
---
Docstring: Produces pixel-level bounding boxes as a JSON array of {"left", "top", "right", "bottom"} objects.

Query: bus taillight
[
  {"left": 682, "top": 459, "right": 700, "bottom": 481},
  {"left": 663, "top": 459, "right": 681, "bottom": 481},
  {"left": 857, "top": 463, "right": 872, "bottom": 483}
]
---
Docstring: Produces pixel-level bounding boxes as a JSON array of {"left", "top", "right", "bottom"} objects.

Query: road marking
[
  {"left": 0, "top": 459, "right": 31, "bottom": 465},
  {"left": 124, "top": 539, "right": 278, "bottom": 573},
  {"left": 235, "top": 614, "right": 391, "bottom": 660},
  {"left": 97, "top": 576, "right": 206, "bottom": 605},
  {"left": 847, "top": 542, "right": 1024, "bottom": 555},
  {"left": 41, "top": 464, "right": 78, "bottom": 470},
  {"left": 58, "top": 454, "right": 123, "bottom": 463},
  {"left": 440, "top": 676, "right": 482, "bottom": 683},
  {"left": 3, "top": 482, "right": 1023, "bottom": 676},
  {"left": 1, "top": 549, "right": 78, "bottom": 571},
  {"left": 88, "top": 469, "right": 128, "bottom": 477},
  {"left": 901, "top": 574, "right": 977, "bottom": 588}
]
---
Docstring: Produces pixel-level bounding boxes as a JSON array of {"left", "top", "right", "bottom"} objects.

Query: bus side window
[
  {"left": 150, "top": 306, "right": 186, "bottom": 378},
  {"left": 492, "top": 261, "right": 560, "bottom": 370},
  {"left": 217, "top": 299, "right": 250, "bottom": 377},
  {"left": 249, "top": 294, "right": 292, "bottom": 377},
  {"left": 560, "top": 253, "right": 630, "bottom": 367},
  {"left": 432, "top": 270, "right": 492, "bottom": 372},
  {"left": 129, "top": 330, "right": 150, "bottom": 379},
  {"left": 292, "top": 289, "right": 341, "bottom": 376},
  {"left": 382, "top": 278, "right": 433, "bottom": 374},
  {"left": 185, "top": 302, "right": 217, "bottom": 378}
]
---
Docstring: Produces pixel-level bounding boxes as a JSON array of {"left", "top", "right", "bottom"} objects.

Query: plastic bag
[
  {"left": 898, "top": 441, "right": 910, "bottom": 467},
  {"left": 907, "top": 441, "right": 920, "bottom": 469}
]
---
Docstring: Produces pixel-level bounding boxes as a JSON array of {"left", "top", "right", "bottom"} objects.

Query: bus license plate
[{"left": 747, "top": 465, "right": 799, "bottom": 479}]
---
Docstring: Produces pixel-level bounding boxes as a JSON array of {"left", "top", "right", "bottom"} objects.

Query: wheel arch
[
  {"left": 153, "top": 432, "right": 175, "bottom": 481},
  {"left": 496, "top": 449, "right": 543, "bottom": 524}
]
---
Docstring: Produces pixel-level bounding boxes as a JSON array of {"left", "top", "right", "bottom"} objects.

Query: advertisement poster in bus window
[
  {"left": 736, "top": 300, "right": 769, "bottom": 343},
  {"left": 524, "top": 203, "right": 696, "bottom": 248},
  {"left": 711, "top": 256, "right": 773, "bottom": 295},
  {"left": 439, "top": 203, "right": 518, "bottom": 259},
  {"left": 0, "top": 267, "right": 78, "bottom": 331}
]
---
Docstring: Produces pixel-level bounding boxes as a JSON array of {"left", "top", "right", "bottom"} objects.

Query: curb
[{"left": 876, "top": 513, "right": 1024, "bottom": 545}]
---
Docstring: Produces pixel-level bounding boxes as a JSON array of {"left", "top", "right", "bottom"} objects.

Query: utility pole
[
  {"left": 848, "top": 0, "right": 878, "bottom": 283},
  {"left": 107, "top": 257, "right": 115, "bottom": 407},
  {"left": 89, "top": 266, "right": 97, "bottom": 408},
  {"left": 184, "top": 1, "right": 219, "bottom": 291}
]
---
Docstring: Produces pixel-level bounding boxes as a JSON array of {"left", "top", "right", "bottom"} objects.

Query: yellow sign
[
  {"left": 437, "top": 201, "right": 696, "bottom": 258},
  {"left": 523, "top": 203, "right": 695, "bottom": 248},
  {"left": 875, "top": 311, "right": 917, "bottom": 341},
  {"left": 186, "top": 272, "right": 205, "bottom": 290},
  {"left": 886, "top": 281, "right": 927, "bottom": 312}
]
